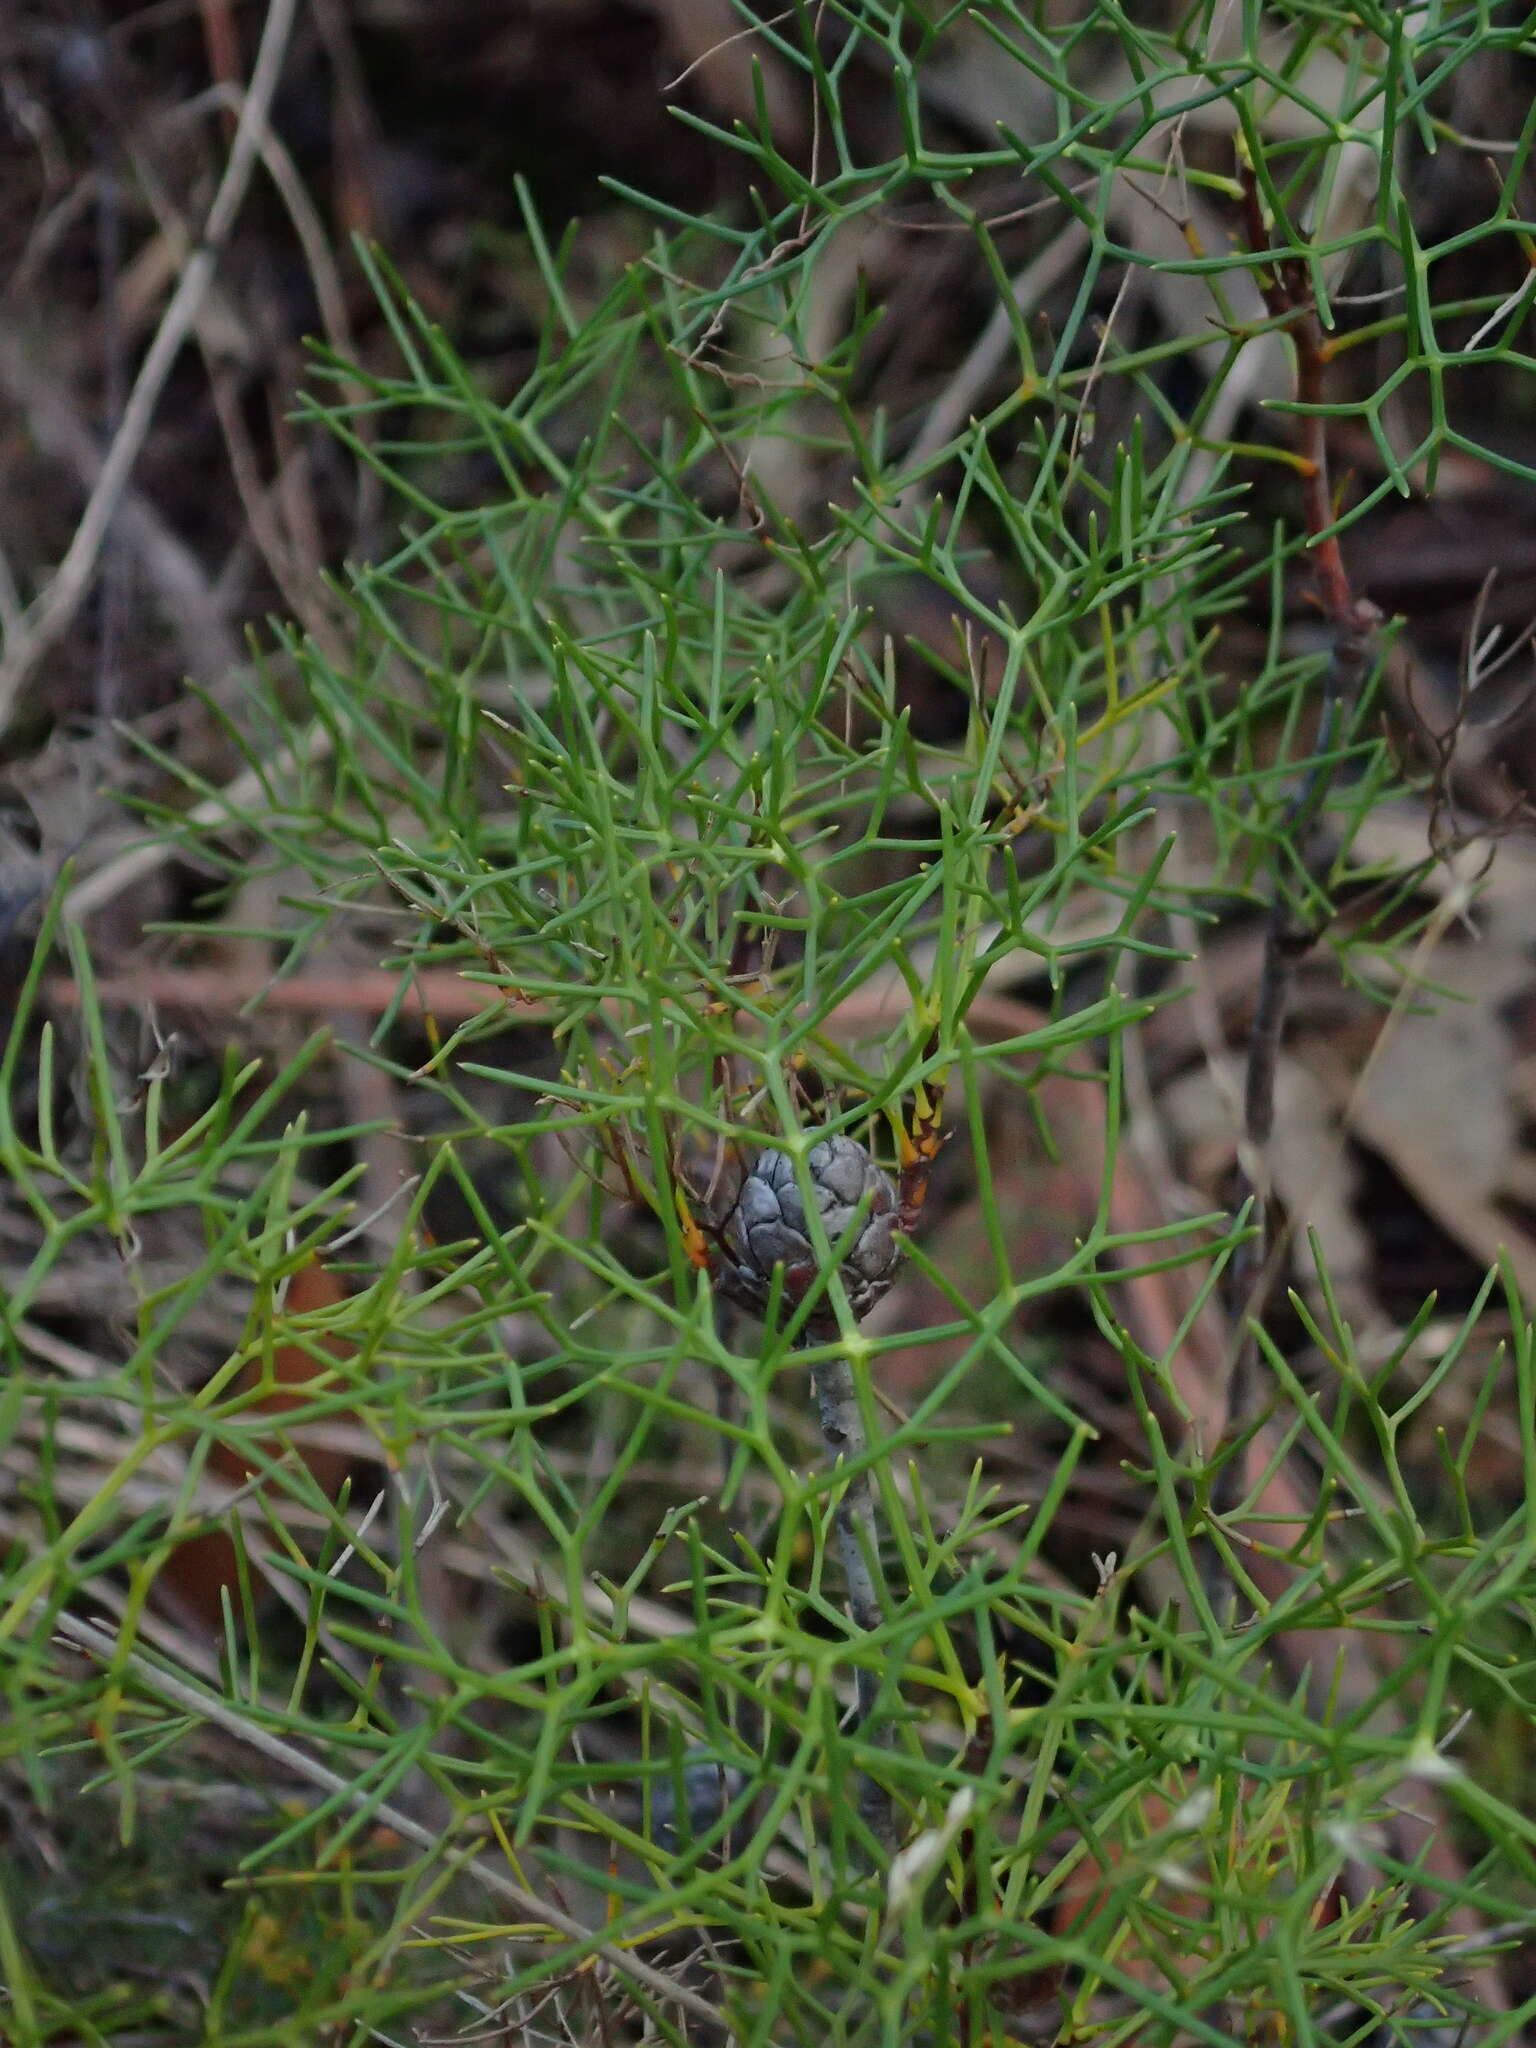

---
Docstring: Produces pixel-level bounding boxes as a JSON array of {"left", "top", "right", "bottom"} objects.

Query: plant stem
[
  {"left": 804, "top": 1338, "right": 896, "bottom": 1851},
  {"left": 1218, "top": 170, "right": 1383, "bottom": 1545}
]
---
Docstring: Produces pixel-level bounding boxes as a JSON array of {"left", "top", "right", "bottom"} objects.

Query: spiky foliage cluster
[{"left": 5, "top": 5, "right": 1536, "bottom": 2043}]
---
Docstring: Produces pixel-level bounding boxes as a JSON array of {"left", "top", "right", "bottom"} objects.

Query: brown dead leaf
[
  {"left": 1316, "top": 903, "right": 1536, "bottom": 1299},
  {"left": 157, "top": 1259, "right": 356, "bottom": 1631}
]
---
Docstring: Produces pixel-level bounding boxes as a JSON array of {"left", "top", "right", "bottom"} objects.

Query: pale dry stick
[
  {"left": 86, "top": 57, "right": 129, "bottom": 733},
  {"left": 303, "top": 0, "right": 394, "bottom": 540},
  {"left": 7, "top": 158, "right": 100, "bottom": 308},
  {"left": 110, "top": 82, "right": 358, "bottom": 660},
  {"left": 0, "top": 335, "right": 242, "bottom": 687},
  {"left": 0, "top": 534, "right": 21, "bottom": 642},
  {"left": 660, "top": 0, "right": 804, "bottom": 147},
  {"left": 130, "top": 75, "right": 362, "bottom": 429},
  {"left": 894, "top": 223, "right": 1091, "bottom": 490},
  {"left": 62, "top": 716, "right": 334, "bottom": 923},
  {"left": 892, "top": 10, "right": 1293, "bottom": 519},
  {"left": 809, "top": 220, "right": 1094, "bottom": 645},
  {"left": 5, "top": 1291, "right": 378, "bottom": 1683},
  {"left": 40, "top": 1552, "right": 229, "bottom": 1686},
  {"left": 188, "top": 81, "right": 357, "bottom": 385},
  {"left": 50, "top": 1608, "right": 725, "bottom": 2033},
  {"left": 662, "top": 5, "right": 798, "bottom": 94},
  {"left": 0, "top": 1333, "right": 697, "bottom": 1659},
  {"left": 0, "top": 0, "right": 298, "bottom": 730},
  {"left": 206, "top": 361, "right": 346, "bottom": 649}
]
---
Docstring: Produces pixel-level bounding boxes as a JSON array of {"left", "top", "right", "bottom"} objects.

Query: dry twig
[
  {"left": 1218, "top": 167, "right": 1383, "bottom": 1531},
  {"left": 51, "top": 1608, "right": 724, "bottom": 2031},
  {"left": 0, "top": 0, "right": 298, "bottom": 731}
]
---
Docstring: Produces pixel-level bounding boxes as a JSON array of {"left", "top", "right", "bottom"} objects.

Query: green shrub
[{"left": 5, "top": 4, "right": 1536, "bottom": 2042}]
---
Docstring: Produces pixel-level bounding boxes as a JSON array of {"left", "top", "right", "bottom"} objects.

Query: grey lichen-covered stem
[
  {"left": 804, "top": 1337, "right": 895, "bottom": 1849},
  {"left": 722, "top": 1132, "right": 906, "bottom": 1851}
]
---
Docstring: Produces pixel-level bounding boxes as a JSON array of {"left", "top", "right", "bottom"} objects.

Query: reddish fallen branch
[{"left": 47, "top": 966, "right": 547, "bottom": 1024}]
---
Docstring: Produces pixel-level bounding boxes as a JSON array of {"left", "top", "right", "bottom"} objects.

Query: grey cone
[
  {"left": 649, "top": 1757, "right": 748, "bottom": 1856},
  {"left": 720, "top": 1131, "right": 900, "bottom": 1329}
]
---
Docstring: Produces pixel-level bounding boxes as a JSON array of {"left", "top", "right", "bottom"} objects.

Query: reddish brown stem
[
  {"left": 1238, "top": 167, "right": 1375, "bottom": 640},
  {"left": 48, "top": 966, "right": 546, "bottom": 1024},
  {"left": 1217, "top": 171, "right": 1383, "bottom": 1537}
]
